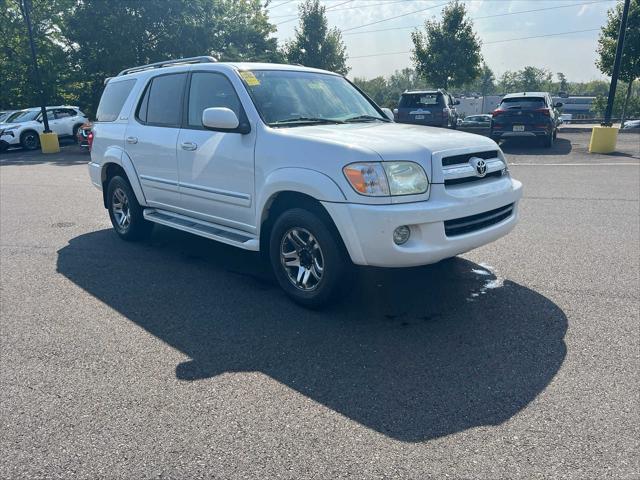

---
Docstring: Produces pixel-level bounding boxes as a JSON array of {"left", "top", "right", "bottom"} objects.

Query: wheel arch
[{"left": 100, "top": 148, "right": 147, "bottom": 208}]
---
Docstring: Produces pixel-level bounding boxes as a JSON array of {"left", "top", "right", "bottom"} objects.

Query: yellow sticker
[{"left": 239, "top": 70, "right": 260, "bottom": 86}]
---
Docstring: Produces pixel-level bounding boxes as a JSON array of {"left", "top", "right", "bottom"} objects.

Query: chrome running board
[{"left": 143, "top": 209, "right": 259, "bottom": 250}]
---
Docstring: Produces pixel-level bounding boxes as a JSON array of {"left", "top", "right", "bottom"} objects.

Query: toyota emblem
[{"left": 470, "top": 157, "right": 487, "bottom": 177}]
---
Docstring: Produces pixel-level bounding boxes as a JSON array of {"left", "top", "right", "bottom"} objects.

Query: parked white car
[
  {"left": 0, "top": 106, "right": 88, "bottom": 151},
  {"left": 89, "top": 57, "right": 522, "bottom": 307}
]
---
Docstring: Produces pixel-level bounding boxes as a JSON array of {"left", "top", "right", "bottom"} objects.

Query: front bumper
[
  {"left": 0, "top": 131, "right": 18, "bottom": 145},
  {"left": 491, "top": 129, "right": 549, "bottom": 138},
  {"left": 323, "top": 178, "right": 523, "bottom": 267}
]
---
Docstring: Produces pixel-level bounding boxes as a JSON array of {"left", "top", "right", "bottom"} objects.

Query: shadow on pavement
[
  {"left": 57, "top": 226, "right": 567, "bottom": 442},
  {"left": 500, "top": 137, "right": 572, "bottom": 155}
]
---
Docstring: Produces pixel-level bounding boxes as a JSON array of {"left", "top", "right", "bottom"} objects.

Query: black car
[
  {"left": 490, "top": 92, "right": 562, "bottom": 147},
  {"left": 394, "top": 89, "right": 459, "bottom": 128},
  {"left": 460, "top": 114, "right": 492, "bottom": 133}
]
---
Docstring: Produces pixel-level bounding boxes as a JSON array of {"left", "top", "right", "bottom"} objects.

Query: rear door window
[
  {"left": 399, "top": 93, "right": 443, "bottom": 108},
  {"left": 499, "top": 97, "right": 546, "bottom": 110},
  {"left": 96, "top": 79, "right": 136, "bottom": 122},
  {"left": 139, "top": 73, "right": 187, "bottom": 127}
]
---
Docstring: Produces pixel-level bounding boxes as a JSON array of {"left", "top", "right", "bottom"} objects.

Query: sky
[{"left": 267, "top": 0, "right": 618, "bottom": 82}]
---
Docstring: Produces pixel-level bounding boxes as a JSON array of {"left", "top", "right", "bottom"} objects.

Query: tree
[
  {"left": 557, "top": 72, "right": 568, "bottom": 92},
  {"left": 64, "top": 0, "right": 281, "bottom": 116},
  {"left": 597, "top": 0, "right": 640, "bottom": 125},
  {"left": 352, "top": 68, "right": 428, "bottom": 108},
  {"left": 592, "top": 81, "right": 640, "bottom": 117},
  {"left": 411, "top": 0, "right": 482, "bottom": 89},
  {"left": 497, "top": 66, "right": 552, "bottom": 93},
  {"left": 283, "top": 0, "right": 349, "bottom": 75},
  {"left": 0, "top": 0, "right": 74, "bottom": 109}
]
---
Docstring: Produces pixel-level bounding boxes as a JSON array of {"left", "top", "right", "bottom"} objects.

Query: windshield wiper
[
  {"left": 343, "top": 114, "right": 389, "bottom": 123},
  {"left": 270, "top": 116, "right": 345, "bottom": 126}
]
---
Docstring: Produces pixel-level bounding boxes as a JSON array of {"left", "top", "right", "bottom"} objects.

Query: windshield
[
  {"left": 6, "top": 110, "right": 39, "bottom": 123},
  {"left": 240, "top": 70, "right": 386, "bottom": 126}
]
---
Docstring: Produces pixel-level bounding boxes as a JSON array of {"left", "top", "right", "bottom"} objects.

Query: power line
[
  {"left": 268, "top": 0, "right": 297, "bottom": 10},
  {"left": 349, "top": 28, "right": 602, "bottom": 59},
  {"left": 343, "top": 0, "right": 614, "bottom": 35},
  {"left": 341, "top": 2, "right": 448, "bottom": 32},
  {"left": 275, "top": 0, "right": 354, "bottom": 25},
  {"left": 270, "top": 0, "right": 427, "bottom": 19}
]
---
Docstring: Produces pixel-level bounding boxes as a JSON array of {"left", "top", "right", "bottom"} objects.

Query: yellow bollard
[
  {"left": 39, "top": 132, "right": 60, "bottom": 154},
  {"left": 589, "top": 126, "right": 618, "bottom": 154}
]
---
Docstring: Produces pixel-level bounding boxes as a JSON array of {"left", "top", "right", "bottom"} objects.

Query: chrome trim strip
[
  {"left": 179, "top": 182, "right": 250, "bottom": 200},
  {"left": 442, "top": 159, "right": 505, "bottom": 180},
  {"left": 139, "top": 174, "right": 178, "bottom": 186}
]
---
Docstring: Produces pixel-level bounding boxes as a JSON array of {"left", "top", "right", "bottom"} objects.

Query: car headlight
[{"left": 343, "top": 161, "right": 429, "bottom": 196}]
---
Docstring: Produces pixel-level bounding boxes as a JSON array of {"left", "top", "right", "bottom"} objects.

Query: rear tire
[
  {"left": 106, "top": 175, "right": 153, "bottom": 241},
  {"left": 269, "top": 208, "right": 351, "bottom": 308},
  {"left": 543, "top": 131, "right": 554, "bottom": 148},
  {"left": 20, "top": 130, "right": 40, "bottom": 150}
]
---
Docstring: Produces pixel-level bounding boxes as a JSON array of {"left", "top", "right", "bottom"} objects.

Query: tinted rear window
[
  {"left": 96, "top": 79, "right": 136, "bottom": 122},
  {"left": 499, "top": 97, "right": 546, "bottom": 109},
  {"left": 399, "top": 93, "right": 443, "bottom": 108}
]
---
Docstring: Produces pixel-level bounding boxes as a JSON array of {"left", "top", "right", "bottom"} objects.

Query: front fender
[
  {"left": 100, "top": 147, "right": 147, "bottom": 206},
  {"left": 258, "top": 167, "right": 347, "bottom": 218}
]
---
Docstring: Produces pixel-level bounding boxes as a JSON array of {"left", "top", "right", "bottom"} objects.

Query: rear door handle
[
  {"left": 126, "top": 136, "right": 138, "bottom": 144},
  {"left": 181, "top": 141, "right": 197, "bottom": 151}
]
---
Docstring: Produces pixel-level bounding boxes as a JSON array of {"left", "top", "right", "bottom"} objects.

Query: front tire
[
  {"left": 106, "top": 176, "right": 152, "bottom": 241},
  {"left": 20, "top": 130, "right": 40, "bottom": 150},
  {"left": 269, "top": 208, "right": 350, "bottom": 308}
]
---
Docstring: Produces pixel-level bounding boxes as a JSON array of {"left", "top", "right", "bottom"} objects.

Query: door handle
[
  {"left": 126, "top": 136, "right": 138, "bottom": 144},
  {"left": 181, "top": 141, "right": 198, "bottom": 151}
]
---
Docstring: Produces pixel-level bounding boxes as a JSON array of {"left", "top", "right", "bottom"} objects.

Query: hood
[{"left": 276, "top": 121, "right": 498, "bottom": 160}]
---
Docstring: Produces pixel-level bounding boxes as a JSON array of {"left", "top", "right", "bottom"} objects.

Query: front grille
[
  {"left": 441, "top": 150, "right": 499, "bottom": 167},
  {"left": 445, "top": 170, "right": 503, "bottom": 186},
  {"left": 444, "top": 203, "right": 514, "bottom": 237}
]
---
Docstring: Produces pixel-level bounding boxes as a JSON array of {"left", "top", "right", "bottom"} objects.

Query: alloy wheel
[
  {"left": 111, "top": 187, "right": 131, "bottom": 232},
  {"left": 280, "top": 227, "right": 325, "bottom": 291}
]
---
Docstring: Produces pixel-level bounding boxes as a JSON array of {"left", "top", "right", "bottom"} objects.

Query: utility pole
[
  {"left": 602, "top": 0, "right": 631, "bottom": 127},
  {"left": 21, "top": 0, "right": 51, "bottom": 133}
]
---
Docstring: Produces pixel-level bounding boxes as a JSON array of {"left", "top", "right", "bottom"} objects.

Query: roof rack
[{"left": 116, "top": 56, "right": 217, "bottom": 77}]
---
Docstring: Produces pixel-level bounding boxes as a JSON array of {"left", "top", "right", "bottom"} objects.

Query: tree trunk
[{"left": 620, "top": 79, "right": 634, "bottom": 128}]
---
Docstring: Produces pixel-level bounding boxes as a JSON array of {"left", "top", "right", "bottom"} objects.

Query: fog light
[{"left": 393, "top": 225, "right": 411, "bottom": 245}]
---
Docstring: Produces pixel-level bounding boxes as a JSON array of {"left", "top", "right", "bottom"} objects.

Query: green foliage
[
  {"left": 411, "top": 0, "right": 482, "bottom": 89},
  {"left": 460, "top": 63, "right": 496, "bottom": 95},
  {"left": 1, "top": 0, "right": 281, "bottom": 115},
  {"left": 591, "top": 81, "right": 640, "bottom": 116},
  {"left": 283, "top": 0, "right": 349, "bottom": 75},
  {"left": 0, "top": 0, "right": 75, "bottom": 109},
  {"left": 557, "top": 72, "right": 568, "bottom": 92},
  {"left": 353, "top": 68, "right": 428, "bottom": 108},
  {"left": 498, "top": 66, "right": 553, "bottom": 92},
  {"left": 596, "top": 0, "right": 640, "bottom": 83}
]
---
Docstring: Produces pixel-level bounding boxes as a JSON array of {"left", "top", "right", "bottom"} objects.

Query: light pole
[
  {"left": 20, "top": 0, "right": 51, "bottom": 133},
  {"left": 602, "top": 0, "right": 631, "bottom": 126}
]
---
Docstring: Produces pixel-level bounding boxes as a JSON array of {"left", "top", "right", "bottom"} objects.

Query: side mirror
[
  {"left": 381, "top": 107, "right": 395, "bottom": 121},
  {"left": 202, "top": 107, "right": 246, "bottom": 133},
  {"left": 453, "top": 99, "right": 461, "bottom": 105},
  {"left": 555, "top": 102, "right": 563, "bottom": 108}
]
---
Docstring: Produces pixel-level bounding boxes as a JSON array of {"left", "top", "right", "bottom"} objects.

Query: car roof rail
[{"left": 116, "top": 56, "right": 218, "bottom": 77}]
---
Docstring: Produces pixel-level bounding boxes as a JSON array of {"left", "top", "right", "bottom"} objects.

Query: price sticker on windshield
[{"left": 239, "top": 71, "right": 260, "bottom": 86}]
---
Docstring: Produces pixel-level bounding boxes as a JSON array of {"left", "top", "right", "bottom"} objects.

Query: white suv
[
  {"left": 0, "top": 106, "right": 88, "bottom": 151},
  {"left": 89, "top": 57, "right": 522, "bottom": 307}
]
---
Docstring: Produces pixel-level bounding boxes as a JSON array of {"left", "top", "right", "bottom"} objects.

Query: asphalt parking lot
[{"left": 1, "top": 132, "right": 638, "bottom": 479}]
